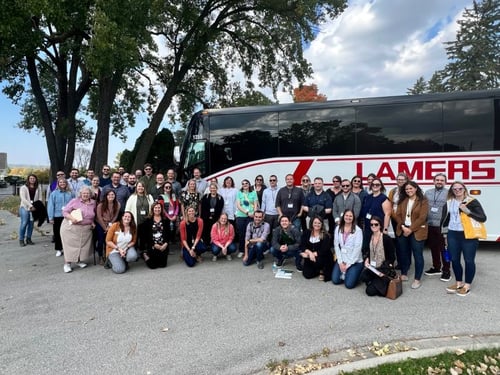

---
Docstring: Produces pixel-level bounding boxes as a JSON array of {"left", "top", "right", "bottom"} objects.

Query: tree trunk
[{"left": 89, "top": 72, "right": 123, "bottom": 171}]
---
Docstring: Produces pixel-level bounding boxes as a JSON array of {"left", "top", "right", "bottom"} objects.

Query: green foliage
[
  {"left": 409, "top": 0, "right": 499, "bottom": 94},
  {"left": 120, "top": 128, "right": 175, "bottom": 172},
  {"left": 407, "top": 76, "right": 427, "bottom": 95}
]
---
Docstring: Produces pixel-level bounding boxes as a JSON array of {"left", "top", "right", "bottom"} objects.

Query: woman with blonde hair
[
  {"left": 442, "top": 181, "right": 486, "bottom": 297},
  {"left": 210, "top": 213, "right": 236, "bottom": 261},
  {"left": 47, "top": 178, "right": 74, "bottom": 257}
]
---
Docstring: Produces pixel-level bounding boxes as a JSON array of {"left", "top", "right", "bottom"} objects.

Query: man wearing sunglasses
[
  {"left": 302, "top": 177, "right": 332, "bottom": 229},
  {"left": 332, "top": 179, "right": 361, "bottom": 226},
  {"left": 275, "top": 174, "right": 304, "bottom": 230}
]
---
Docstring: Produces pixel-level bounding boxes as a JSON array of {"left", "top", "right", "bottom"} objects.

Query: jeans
[
  {"left": 108, "top": 247, "right": 139, "bottom": 274},
  {"left": 397, "top": 233, "right": 424, "bottom": 280},
  {"left": 236, "top": 217, "right": 250, "bottom": 252},
  {"left": 211, "top": 243, "right": 237, "bottom": 256},
  {"left": 182, "top": 242, "right": 207, "bottom": 267},
  {"left": 427, "top": 225, "right": 450, "bottom": 272},
  {"left": 270, "top": 246, "right": 301, "bottom": 267},
  {"left": 19, "top": 207, "right": 34, "bottom": 241},
  {"left": 332, "top": 261, "right": 363, "bottom": 289},
  {"left": 447, "top": 230, "right": 478, "bottom": 284},
  {"left": 243, "top": 242, "right": 268, "bottom": 266}
]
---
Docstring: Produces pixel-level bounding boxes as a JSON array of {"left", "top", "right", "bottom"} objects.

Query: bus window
[
  {"left": 208, "top": 112, "right": 278, "bottom": 171},
  {"left": 278, "top": 107, "right": 356, "bottom": 156},
  {"left": 356, "top": 102, "right": 443, "bottom": 154},
  {"left": 443, "top": 99, "right": 494, "bottom": 151}
]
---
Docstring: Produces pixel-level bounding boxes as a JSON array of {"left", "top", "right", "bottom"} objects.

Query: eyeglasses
[
  {"left": 56, "top": 174, "right": 64, "bottom": 177},
  {"left": 370, "top": 223, "right": 380, "bottom": 227},
  {"left": 103, "top": 168, "right": 110, "bottom": 171},
  {"left": 256, "top": 178, "right": 263, "bottom": 181},
  {"left": 353, "top": 179, "right": 361, "bottom": 183},
  {"left": 453, "top": 187, "right": 464, "bottom": 191},
  {"left": 164, "top": 186, "right": 172, "bottom": 189},
  {"left": 302, "top": 179, "right": 309, "bottom": 182},
  {"left": 341, "top": 184, "right": 350, "bottom": 188},
  {"left": 371, "top": 183, "right": 381, "bottom": 187},
  {"left": 242, "top": 182, "right": 249, "bottom": 185},
  {"left": 145, "top": 168, "right": 152, "bottom": 171},
  {"left": 333, "top": 180, "right": 340, "bottom": 183},
  {"left": 269, "top": 179, "right": 277, "bottom": 182}
]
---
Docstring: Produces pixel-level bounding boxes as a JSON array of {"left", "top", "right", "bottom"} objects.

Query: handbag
[
  {"left": 385, "top": 276, "right": 402, "bottom": 300},
  {"left": 460, "top": 211, "right": 486, "bottom": 239}
]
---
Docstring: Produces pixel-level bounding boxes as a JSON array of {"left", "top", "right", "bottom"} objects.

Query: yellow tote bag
[{"left": 460, "top": 212, "right": 487, "bottom": 240}]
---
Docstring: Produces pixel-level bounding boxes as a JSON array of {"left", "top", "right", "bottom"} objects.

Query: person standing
[
  {"left": 302, "top": 177, "right": 332, "bottom": 229},
  {"left": 99, "top": 165, "right": 112, "bottom": 187},
  {"left": 166, "top": 168, "right": 182, "bottom": 198},
  {"left": 261, "top": 175, "right": 280, "bottom": 232},
  {"left": 360, "top": 178, "right": 391, "bottom": 251},
  {"left": 252, "top": 175, "right": 267, "bottom": 208},
  {"left": 395, "top": 181, "right": 428, "bottom": 289},
  {"left": 18, "top": 174, "right": 42, "bottom": 246},
  {"left": 95, "top": 190, "right": 120, "bottom": 264},
  {"left": 276, "top": 174, "right": 304, "bottom": 230},
  {"left": 332, "top": 179, "right": 361, "bottom": 227},
  {"left": 101, "top": 172, "right": 130, "bottom": 216},
  {"left": 47, "top": 178, "right": 74, "bottom": 256},
  {"left": 442, "top": 181, "right": 487, "bottom": 297},
  {"left": 67, "top": 168, "right": 84, "bottom": 194},
  {"left": 151, "top": 173, "right": 165, "bottom": 200},
  {"left": 235, "top": 179, "right": 259, "bottom": 257},
  {"left": 139, "top": 163, "right": 156, "bottom": 194},
  {"left": 424, "top": 173, "right": 451, "bottom": 281},
  {"left": 158, "top": 182, "right": 180, "bottom": 244},
  {"left": 125, "top": 181, "right": 154, "bottom": 254},
  {"left": 219, "top": 176, "right": 238, "bottom": 227},
  {"left": 200, "top": 183, "right": 224, "bottom": 245},
  {"left": 60, "top": 186, "right": 96, "bottom": 273}
]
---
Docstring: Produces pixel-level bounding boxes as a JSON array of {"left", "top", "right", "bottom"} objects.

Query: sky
[{"left": 0, "top": 0, "right": 473, "bottom": 168}]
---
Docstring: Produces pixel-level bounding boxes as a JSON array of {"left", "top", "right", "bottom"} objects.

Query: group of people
[{"left": 20, "top": 165, "right": 487, "bottom": 298}]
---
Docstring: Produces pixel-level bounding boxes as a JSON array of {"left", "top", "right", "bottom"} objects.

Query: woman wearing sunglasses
[
  {"left": 360, "top": 216, "right": 396, "bottom": 296},
  {"left": 441, "top": 181, "right": 486, "bottom": 297}
]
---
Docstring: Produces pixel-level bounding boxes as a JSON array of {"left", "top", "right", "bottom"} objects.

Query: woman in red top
[{"left": 210, "top": 213, "right": 236, "bottom": 261}]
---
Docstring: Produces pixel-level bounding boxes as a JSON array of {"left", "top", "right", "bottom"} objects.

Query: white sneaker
[
  {"left": 226, "top": 255, "right": 232, "bottom": 261},
  {"left": 76, "top": 262, "right": 87, "bottom": 269},
  {"left": 212, "top": 255, "right": 217, "bottom": 262},
  {"left": 63, "top": 264, "right": 72, "bottom": 273},
  {"left": 237, "top": 252, "right": 243, "bottom": 258},
  {"left": 55, "top": 250, "right": 63, "bottom": 257}
]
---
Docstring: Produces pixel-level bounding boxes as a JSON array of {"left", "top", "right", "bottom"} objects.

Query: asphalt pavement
[{"left": 0, "top": 207, "right": 499, "bottom": 375}]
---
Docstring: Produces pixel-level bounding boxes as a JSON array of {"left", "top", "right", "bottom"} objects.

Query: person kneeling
[{"left": 105, "top": 211, "right": 138, "bottom": 274}]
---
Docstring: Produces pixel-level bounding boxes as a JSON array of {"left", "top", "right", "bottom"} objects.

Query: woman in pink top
[{"left": 210, "top": 213, "right": 236, "bottom": 261}]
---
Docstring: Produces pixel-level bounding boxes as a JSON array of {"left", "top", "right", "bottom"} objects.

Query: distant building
[{"left": 0, "top": 152, "right": 6, "bottom": 176}]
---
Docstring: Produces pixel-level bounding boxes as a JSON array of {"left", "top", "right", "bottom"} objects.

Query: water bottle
[
  {"left": 442, "top": 247, "right": 451, "bottom": 262},
  {"left": 272, "top": 262, "right": 277, "bottom": 274}
]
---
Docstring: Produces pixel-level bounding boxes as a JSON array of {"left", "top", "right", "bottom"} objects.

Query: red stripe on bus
[{"left": 292, "top": 160, "right": 314, "bottom": 183}]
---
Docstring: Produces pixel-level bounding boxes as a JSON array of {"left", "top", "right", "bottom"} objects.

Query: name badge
[
  {"left": 370, "top": 260, "right": 377, "bottom": 267},
  {"left": 287, "top": 203, "right": 294, "bottom": 209},
  {"left": 341, "top": 248, "right": 347, "bottom": 254},
  {"left": 210, "top": 208, "right": 215, "bottom": 213},
  {"left": 366, "top": 213, "right": 372, "bottom": 219},
  {"left": 430, "top": 207, "right": 439, "bottom": 213},
  {"left": 140, "top": 210, "right": 146, "bottom": 215}
]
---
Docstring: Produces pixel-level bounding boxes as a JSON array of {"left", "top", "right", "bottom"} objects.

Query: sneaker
[
  {"left": 226, "top": 255, "right": 232, "bottom": 261},
  {"left": 263, "top": 249, "right": 270, "bottom": 255},
  {"left": 400, "top": 275, "right": 409, "bottom": 281},
  {"left": 411, "top": 280, "right": 422, "bottom": 289},
  {"left": 296, "top": 264, "right": 303, "bottom": 272},
  {"left": 440, "top": 271, "right": 451, "bottom": 282},
  {"left": 212, "top": 255, "right": 217, "bottom": 262},
  {"left": 424, "top": 267, "right": 441, "bottom": 276},
  {"left": 55, "top": 250, "right": 63, "bottom": 257},
  {"left": 237, "top": 252, "right": 243, "bottom": 258},
  {"left": 63, "top": 264, "right": 72, "bottom": 273},
  {"left": 257, "top": 261, "right": 264, "bottom": 269},
  {"left": 276, "top": 258, "right": 284, "bottom": 267},
  {"left": 446, "top": 283, "right": 464, "bottom": 294},
  {"left": 76, "top": 262, "right": 87, "bottom": 269},
  {"left": 456, "top": 287, "right": 470, "bottom": 297}
]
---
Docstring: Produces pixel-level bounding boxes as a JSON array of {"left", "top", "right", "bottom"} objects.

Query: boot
[
  {"left": 26, "top": 238, "right": 34, "bottom": 245},
  {"left": 19, "top": 240, "right": 26, "bottom": 247}
]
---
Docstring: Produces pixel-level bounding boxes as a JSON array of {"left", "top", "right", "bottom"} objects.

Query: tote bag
[{"left": 460, "top": 212, "right": 487, "bottom": 240}]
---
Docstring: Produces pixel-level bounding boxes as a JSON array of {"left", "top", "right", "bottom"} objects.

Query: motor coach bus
[{"left": 177, "top": 89, "right": 500, "bottom": 240}]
